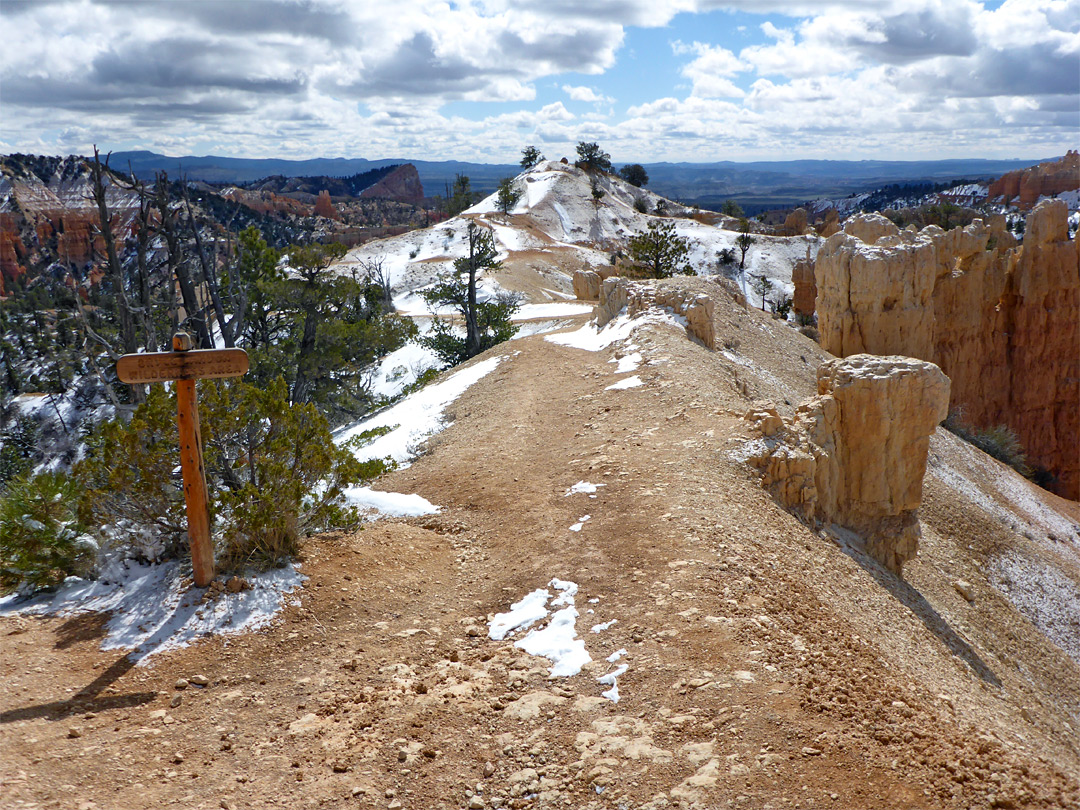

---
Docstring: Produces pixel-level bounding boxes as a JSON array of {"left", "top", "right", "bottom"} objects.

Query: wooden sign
[
  {"left": 116, "top": 334, "right": 248, "bottom": 587},
  {"left": 116, "top": 348, "right": 248, "bottom": 384}
]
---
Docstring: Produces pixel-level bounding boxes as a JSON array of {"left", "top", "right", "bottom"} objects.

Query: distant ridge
[{"left": 90, "top": 150, "right": 1056, "bottom": 211}]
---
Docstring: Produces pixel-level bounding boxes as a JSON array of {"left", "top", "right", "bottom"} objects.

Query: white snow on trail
[
  {"left": 342, "top": 487, "right": 440, "bottom": 517},
  {"left": 546, "top": 309, "right": 685, "bottom": 352},
  {"left": 606, "top": 375, "right": 643, "bottom": 390},
  {"left": 565, "top": 481, "right": 604, "bottom": 496},
  {"left": 488, "top": 579, "right": 592, "bottom": 678},
  {"left": 336, "top": 355, "right": 504, "bottom": 466},
  {"left": 513, "top": 302, "right": 592, "bottom": 320},
  {"left": 0, "top": 561, "right": 304, "bottom": 664}
]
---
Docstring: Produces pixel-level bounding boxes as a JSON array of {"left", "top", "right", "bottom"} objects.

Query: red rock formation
[
  {"left": 989, "top": 151, "right": 1080, "bottom": 209},
  {"left": 314, "top": 190, "right": 339, "bottom": 220},
  {"left": 816, "top": 202, "right": 1079, "bottom": 499},
  {"left": 358, "top": 164, "right": 424, "bottom": 204},
  {"left": 0, "top": 213, "right": 27, "bottom": 295}
]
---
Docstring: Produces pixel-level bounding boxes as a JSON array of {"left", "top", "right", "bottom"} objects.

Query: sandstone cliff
[
  {"left": 791, "top": 246, "right": 816, "bottom": 316},
  {"left": 988, "top": 151, "right": 1079, "bottom": 209},
  {"left": 815, "top": 201, "right": 1079, "bottom": 499},
  {"left": 746, "top": 354, "right": 950, "bottom": 573}
]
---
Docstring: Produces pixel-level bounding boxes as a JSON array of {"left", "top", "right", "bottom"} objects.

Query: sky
[{"left": 1, "top": 0, "right": 1077, "bottom": 164}]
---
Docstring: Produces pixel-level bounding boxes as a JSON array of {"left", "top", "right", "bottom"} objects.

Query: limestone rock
[
  {"left": 572, "top": 270, "right": 601, "bottom": 301},
  {"left": 596, "top": 277, "right": 715, "bottom": 349},
  {"left": 783, "top": 207, "right": 809, "bottom": 236},
  {"left": 745, "top": 355, "right": 950, "bottom": 573},
  {"left": 816, "top": 208, "right": 841, "bottom": 238},
  {"left": 815, "top": 201, "right": 1078, "bottom": 499},
  {"left": 791, "top": 247, "right": 816, "bottom": 316},
  {"left": 843, "top": 212, "right": 899, "bottom": 244}
]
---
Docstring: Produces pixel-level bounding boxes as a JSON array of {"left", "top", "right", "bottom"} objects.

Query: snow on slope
[{"left": 336, "top": 160, "right": 821, "bottom": 313}]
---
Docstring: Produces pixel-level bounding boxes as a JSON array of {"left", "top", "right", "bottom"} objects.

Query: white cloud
[
  {"left": 562, "top": 85, "right": 615, "bottom": 104},
  {"left": 672, "top": 41, "right": 745, "bottom": 98},
  {"left": 0, "top": 0, "right": 1075, "bottom": 161}
]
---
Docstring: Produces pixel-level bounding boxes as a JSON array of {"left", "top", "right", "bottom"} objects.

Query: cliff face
[
  {"left": 358, "top": 164, "right": 424, "bottom": 204},
  {"left": 815, "top": 202, "right": 1079, "bottom": 499},
  {"left": 0, "top": 156, "right": 139, "bottom": 292},
  {"left": 988, "top": 151, "right": 1080, "bottom": 209}
]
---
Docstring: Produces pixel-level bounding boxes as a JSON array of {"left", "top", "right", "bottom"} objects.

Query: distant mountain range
[{"left": 103, "top": 150, "right": 1053, "bottom": 213}]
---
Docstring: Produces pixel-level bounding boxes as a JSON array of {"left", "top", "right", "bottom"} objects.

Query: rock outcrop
[
  {"left": 314, "top": 190, "right": 340, "bottom": 220},
  {"left": 358, "top": 164, "right": 424, "bottom": 204},
  {"left": 791, "top": 247, "right": 816, "bottom": 316},
  {"left": 815, "top": 201, "right": 1079, "bottom": 499},
  {"left": 572, "top": 270, "right": 601, "bottom": 301},
  {"left": 783, "top": 208, "right": 809, "bottom": 236},
  {"left": 746, "top": 355, "right": 950, "bottom": 573},
  {"left": 815, "top": 209, "right": 841, "bottom": 238},
  {"left": 595, "top": 277, "right": 715, "bottom": 349},
  {"left": 988, "top": 151, "right": 1079, "bottom": 209}
]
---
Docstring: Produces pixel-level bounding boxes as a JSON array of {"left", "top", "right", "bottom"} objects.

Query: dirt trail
[{"left": 2, "top": 281, "right": 1078, "bottom": 810}]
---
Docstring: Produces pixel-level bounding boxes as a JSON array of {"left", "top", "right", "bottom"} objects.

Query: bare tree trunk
[
  {"left": 90, "top": 146, "right": 139, "bottom": 363},
  {"left": 155, "top": 174, "right": 213, "bottom": 349},
  {"left": 181, "top": 184, "right": 232, "bottom": 347},
  {"left": 464, "top": 225, "right": 481, "bottom": 358}
]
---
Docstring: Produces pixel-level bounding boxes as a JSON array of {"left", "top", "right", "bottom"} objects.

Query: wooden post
[
  {"left": 172, "top": 333, "right": 215, "bottom": 587},
  {"left": 116, "top": 333, "right": 248, "bottom": 589}
]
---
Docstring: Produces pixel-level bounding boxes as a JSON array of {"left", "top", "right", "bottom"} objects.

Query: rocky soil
[{"left": 3, "top": 278, "right": 1079, "bottom": 810}]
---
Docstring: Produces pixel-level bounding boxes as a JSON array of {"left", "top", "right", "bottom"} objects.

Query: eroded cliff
[{"left": 815, "top": 201, "right": 1079, "bottom": 499}]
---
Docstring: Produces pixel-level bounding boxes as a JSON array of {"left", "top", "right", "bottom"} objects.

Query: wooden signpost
[{"left": 116, "top": 333, "right": 248, "bottom": 587}]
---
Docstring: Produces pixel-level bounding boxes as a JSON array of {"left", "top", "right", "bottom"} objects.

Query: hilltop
[{"left": 1, "top": 159, "right": 1078, "bottom": 810}]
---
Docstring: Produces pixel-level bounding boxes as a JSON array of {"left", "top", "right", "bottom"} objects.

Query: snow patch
[
  {"left": 565, "top": 481, "right": 604, "bottom": 496},
  {"left": 612, "top": 352, "right": 642, "bottom": 373},
  {"left": 488, "top": 579, "right": 591, "bottom": 678},
  {"left": 342, "top": 487, "right": 440, "bottom": 517},
  {"left": 606, "top": 375, "right": 643, "bottom": 390},
  {"left": 0, "top": 560, "right": 304, "bottom": 664},
  {"left": 336, "top": 355, "right": 504, "bottom": 467}
]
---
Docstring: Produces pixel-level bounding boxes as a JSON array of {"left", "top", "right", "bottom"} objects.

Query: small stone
[
  {"left": 170, "top": 695, "right": 183, "bottom": 708},
  {"left": 483, "top": 761, "right": 496, "bottom": 778},
  {"left": 331, "top": 760, "right": 350, "bottom": 773},
  {"left": 173, "top": 753, "right": 184, "bottom": 764},
  {"left": 189, "top": 675, "right": 209, "bottom": 687},
  {"left": 802, "top": 747, "right": 823, "bottom": 756},
  {"left": 397, "top": 749, "right": 408, "bottom": 762},
  {"left": 68, "top": 727, "right": 82, "bottom": 739},
  {"left": 953, "top": 580, "right": 976, "bottom": 602},
  {"left": 421, "top": 747, "right": 437, "bottom": 759},
  {"left": 388, "top": 801, "right": 403, "bottom": 810},
  {"left": 469, "top": 797, "right": 486, "bottom": 809},
  {"left": 466, "top": 625, "right": 482, "bottom": 637},
  {"left": 226, "top": 576, "right": 244, "bottom": 594},
  {"left": 351, "top": 786, "right": 366, "bottom": 796},
  {"left": 174, "top": 679, "right": 189, "bottom": 690}
]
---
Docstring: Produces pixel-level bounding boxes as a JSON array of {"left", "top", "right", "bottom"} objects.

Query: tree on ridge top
[{"left": 575, "top": 142, "right": 611, "bottom": 173}]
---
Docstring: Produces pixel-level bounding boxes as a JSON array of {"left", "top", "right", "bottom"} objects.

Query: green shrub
[
  {"left": 633, "top": 196, "right": 650, "bottom": 214},
  {"left": 76, "top": 378, "right": 392, "bottom": 572},
  {"left": 943, "top": 412, "right": 1032, "bottom": 479},
  {"left": 1, "top": 472, "right": 97, "bottom": 593}
]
